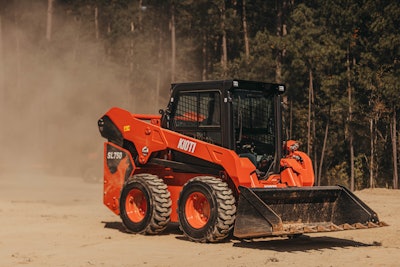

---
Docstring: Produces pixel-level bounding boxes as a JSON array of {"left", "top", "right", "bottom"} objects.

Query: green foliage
[{"left": 326, "top": 161, "right": 350, "bottom": 188}]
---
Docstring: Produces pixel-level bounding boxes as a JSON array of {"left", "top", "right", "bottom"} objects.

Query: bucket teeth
[
  {"left": 276, "top": 220, "right": 387, "bottom": 236},
  {"left": 329, "top": 224, "right": 343, "bottom": 231},
  {"left": 316, "top": 225, "right": 330, "bottom": 232},
  {"left": 340, "top": 223, "right": 355, "bottom": 230},
  {"left": 354, "top": 223, "right": 368, "bottom": 229},
  {"left": 302, "top": 226, "right": 317, "bottom": 233},
  {"left": 379, "top": 221, "right": 389, "bottom": 227},
  {"left": 289, "top": 227, "right": 301, "bottom": 234},
  {"left": 367, "top": 222, "right": 379, "bottom": 228}
]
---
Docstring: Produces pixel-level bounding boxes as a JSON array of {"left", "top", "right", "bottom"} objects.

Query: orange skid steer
[{"left": 98, "top": 80, "right": 386, "bottom": 242}]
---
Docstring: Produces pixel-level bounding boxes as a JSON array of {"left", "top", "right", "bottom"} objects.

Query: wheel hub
[
  {"left": 185, "top": 192, "right": 210, "bottom": 228},
  {"left": 125, "top": 189, "right": 147, "bottom": 223}
]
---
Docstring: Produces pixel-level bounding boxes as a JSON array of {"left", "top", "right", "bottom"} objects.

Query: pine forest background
[{"left": 0, "top": 0, "right": 398, "bottom": 190}]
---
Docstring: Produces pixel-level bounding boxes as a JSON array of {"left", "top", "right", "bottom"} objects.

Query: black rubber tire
[
  {"left": 120, "top": 173, "right": 171, "bottom": 234},
  {"left": 178, "top": 176, "right": 236, "bottom": 243}
]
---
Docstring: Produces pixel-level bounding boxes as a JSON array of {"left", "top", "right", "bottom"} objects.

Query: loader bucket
[{"left": 233, "top": 185, "right": 387, "bottom": 239}]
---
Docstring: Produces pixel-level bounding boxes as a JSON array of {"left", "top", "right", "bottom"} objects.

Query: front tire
[
  {"left": 178, "top": 176, "right": 236, "bottom": 243},
  {"left": 119, "top": 173, "right": 172, "bottom": 234}
]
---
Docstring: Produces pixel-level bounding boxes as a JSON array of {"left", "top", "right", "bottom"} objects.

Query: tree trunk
[
  {"left": 392, "top": 107, "right": 398, "bottom": 189},
  {"left": 72, "top": 17, "right": 81, "bottom": 64},
  {"left": 289, "top": 98, "right": 293, "bottom": 139},
  {"left": 14, "top": 14, "right": 21, "bottom": 102},
  {"left": 156, "top": 29, "right": 162, "bottom": 109},
  {"left": 128, "top": 12, "right": 135, "bottom": 108},
  {"left": 275, "top": 7, "right": 282, "bottom": 83},
  {"left": 0, "top": 15, "right": 3, "bottom": 97},
  {"left": 138, "top": 0, "right": 143, "bottom": 30},
  {"left": 242, "top": 0, "right": 250, "bottom": 62},
  {"left": 46, "top": 0, "right": 54, "bottom": 41},
  {"left": 370, "top": 118, "right": 375, "bottom": 188},
  {"left": 275, "top": 0, "right": 287, "bottom": 83},
  {"left": 106, "top": 19, "right": 111, "bottom": 57},
  {"left": 312, "top": 89, "right": 317, "bottom": 179},
  {"left": 318, "top": 106, "right": 330, "bottom": 186},
  {"left": 202, "top": 33, "right": 207, "bottom": 80},
  {"left": 170, "top": 2, "right": 176, "bottom": 82},
  {"left": 307, "top": 68, "right": 313, "bottom": 156},
  {"left": 349, "top": 128, "right": 355, "bottom": 190},
  {"left": 94, "top": 6, "right": 99, "bottom": 40},
  {"left": 0, "top": 14, "right": 3, "bottom": 145},
  {"left": 129, "top": 19, "right": 134, "bottom": 75},
  {"left": 347, "top": 47, "right": 355, "bottom": 191},
  {"left": 94, "top": 6, "right": 100, "bottom": 69},
  {"left": 220, "top": 2, "right": 227, "bottom": 75},
  {"left": 313, "top": 121, "right": 317, "bottom": 180}
]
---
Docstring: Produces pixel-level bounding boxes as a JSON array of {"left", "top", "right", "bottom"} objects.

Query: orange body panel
[
  {"left": 166, "top": 185, "right": 182, "bottom": 222},
  {"left": 107, "top": 107, "right": 258, "bottom": 187},
  {"left": 103, "top": 142, "right": 135, "bottom": 215},
  {"left": 280, "top": 151, "right": 315, "bottom": 186}
]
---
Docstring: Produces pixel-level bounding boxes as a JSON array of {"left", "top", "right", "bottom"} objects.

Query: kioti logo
[{"left": 177, "top": 138, "right": 197, "bottom": 153}]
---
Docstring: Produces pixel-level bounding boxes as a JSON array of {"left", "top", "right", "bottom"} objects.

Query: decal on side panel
[{"left": 177, "top": 138, "right": 197, "bottom": 153}]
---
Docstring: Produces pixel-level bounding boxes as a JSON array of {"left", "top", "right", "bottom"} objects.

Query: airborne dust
[{"left": 0, "top": 2, "right": 164, "bottom": 178}]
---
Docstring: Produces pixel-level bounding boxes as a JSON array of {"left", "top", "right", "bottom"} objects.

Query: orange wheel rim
[
  {"left": 125, "top": 189, "right": 147, "bottom": 223},
  {"left": 185, "top": 192, "right": 210, "bottom": 229}
]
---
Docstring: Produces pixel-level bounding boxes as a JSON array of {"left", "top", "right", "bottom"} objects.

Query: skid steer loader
[{"left": 98, "top": 79, "right": 386, "bottom": 242}]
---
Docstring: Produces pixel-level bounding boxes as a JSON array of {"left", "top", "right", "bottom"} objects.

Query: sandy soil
[{"left": 1, "top": 171, "right": 399, "bottom": 267}]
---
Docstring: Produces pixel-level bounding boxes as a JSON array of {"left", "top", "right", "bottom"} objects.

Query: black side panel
[
  {"left": 150, "top": 157, "right": 222, "bottom": 175},
  {"left": 170, "top": 150, "right": 223, "bottom": 174},
  {"left": 122, "top": 139, "right": 139, "bottom": 165},
  {"left": 98, "top": 116, "right": 123, "bottom": 146}
]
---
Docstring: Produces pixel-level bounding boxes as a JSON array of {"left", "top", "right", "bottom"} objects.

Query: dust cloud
[{"left": 0, "top": 2, "right": 162, "bottom": 178}]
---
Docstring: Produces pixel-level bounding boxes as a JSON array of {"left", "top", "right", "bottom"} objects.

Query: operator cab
[
  {"left": 162, "top": 79, "right": 285, "bottom": 176},
  {"left": 232, "top": 87, "right": 276, "bottom": 175}
]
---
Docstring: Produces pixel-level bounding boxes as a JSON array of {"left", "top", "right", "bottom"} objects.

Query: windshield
[{"left": 232, "top": 89, "right": 275, "bottom": 158}]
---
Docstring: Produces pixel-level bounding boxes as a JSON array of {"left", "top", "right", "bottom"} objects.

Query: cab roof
[{"left": 170, "top": 79, "right": 285, "bottom": 95}]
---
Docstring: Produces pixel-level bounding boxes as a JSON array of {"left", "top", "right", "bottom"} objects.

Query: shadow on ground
[
  {"left": 101, "top": 221, "right": 381, "bottom": 251},
  {"left": 232, "top": 235, "right": 381, "bottom": 252},
  {"left": 102, "top": 221, "right": 182, "bottom": 236}
]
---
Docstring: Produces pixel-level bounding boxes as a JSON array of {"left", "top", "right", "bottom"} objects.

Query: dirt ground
[{"left": 1, "top": 170, "right": 399, "bottom": 267}]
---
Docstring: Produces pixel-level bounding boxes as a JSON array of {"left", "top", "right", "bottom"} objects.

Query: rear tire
[
  {"left": 120, "top": 173, "right": 171, "bottom": 234},
  {"left": 178, "top": 176, "right": 236, "bottom": 243}
]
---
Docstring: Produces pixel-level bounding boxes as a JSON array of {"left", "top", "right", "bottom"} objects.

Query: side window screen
[
  {"left": 232, "top": 90, "right": 275, "bottom": 155},
  {"left": 175, "top": 94, "right": 201, "bottom": 127},
  {"left": 173, "top": 91, "right": 222, "bottom": 145},
  {"left": 175, "top": 92, "right": 220, "bottom": 128},
  {"left": 200, "top": 93, "right": 220, "bottom": 126}
]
